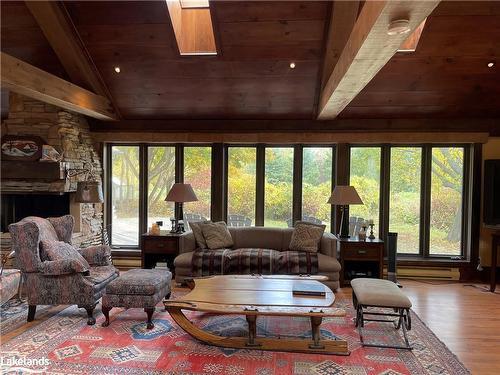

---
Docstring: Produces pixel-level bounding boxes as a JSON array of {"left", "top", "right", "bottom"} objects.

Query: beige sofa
[{"left": 174, "top": 226, "right": 341, "bottom": 290}]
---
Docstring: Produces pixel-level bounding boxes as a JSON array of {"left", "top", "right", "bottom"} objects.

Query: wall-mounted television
[{"left": 484, "top": 159, "right": 500, "bottom": 226}]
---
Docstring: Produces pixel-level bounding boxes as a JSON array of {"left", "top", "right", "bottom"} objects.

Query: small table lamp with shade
[
  {"left": 165, "top": 183, "right": 198, "bottom": 233},
  {"left": 328, "top": 185, "right": 364, "bottom": 238}
]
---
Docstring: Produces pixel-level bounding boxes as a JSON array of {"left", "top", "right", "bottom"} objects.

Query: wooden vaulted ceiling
[{"left": 1, "top": 1, "right": 500, "bottom": 121}]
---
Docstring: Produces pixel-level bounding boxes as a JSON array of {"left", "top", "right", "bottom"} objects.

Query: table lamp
[
  {"left": 165, "top": 183, "right": 198, "bottom": 232},
  {"left": 328, "top": 185, "right": 363, "bottom": 238}
]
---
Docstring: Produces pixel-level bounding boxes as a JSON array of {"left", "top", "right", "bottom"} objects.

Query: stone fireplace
[{"left": 1, "top": 93, "right": 103, "bottom": 248}]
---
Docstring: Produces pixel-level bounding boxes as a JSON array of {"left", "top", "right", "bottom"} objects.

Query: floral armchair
[{"left": 8, "top": 215, "right": 119, "bottom": 325}]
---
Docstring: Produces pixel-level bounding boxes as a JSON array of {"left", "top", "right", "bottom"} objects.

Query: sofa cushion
[
  {"left": 201, "top": 221, "right": 233, "bottom": 249},
  {"left": 105, "top": 269, "right": 172, "bottom": 296},
  {"left": 188, "top": 221, "right": 209, "bottom": 249},
  {"left": 40, "top": 240, "right": 90, "bottom": 272},
  {"left": 317, "top": 253, "right": 341, "bottom": 273},
  {"left": 229, "top": 227, "right": 288, "bottom": 251},
  {"left": 289, "top": 221, "right": 326, "bottom": 253}
]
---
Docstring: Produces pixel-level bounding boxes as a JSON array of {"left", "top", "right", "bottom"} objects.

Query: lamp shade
[
  {"left": 327, "top": 185, "right": 363, "bottom": 205},
  {"left": 165, "top": 183, "right": 198, "bottom": 203},
  {"left": 75, "top": 181, "right": 104, "bottom": 203}
]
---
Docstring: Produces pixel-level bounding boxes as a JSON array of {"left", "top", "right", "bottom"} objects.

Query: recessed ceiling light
[
  {"left": 289, "top": 62, "right": 296, "bottom": 69},
  {"left": 114, "top": 66, "right": 121, "bottom": 73},
  {"left": 387, "top": 19, "right": 411, "bottom": 36},
  {"left": 487, "top": 62, "right": 495, "bottom": 68}
]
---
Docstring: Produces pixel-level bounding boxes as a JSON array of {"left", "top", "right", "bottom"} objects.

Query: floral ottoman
[{"left": 102, "top": 268, "right": 172, "bottom": 329}]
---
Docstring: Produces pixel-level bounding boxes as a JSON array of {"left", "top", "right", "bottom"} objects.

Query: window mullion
[
  {"left": 421, "top": 146, "right": 432, "bottom": 257},
  {"left": 292, "top": 145, "right": 303, "bottom": 225},
  {"left": 255, "top": 145, "right": 265, "bottom": 226},
  {"left": 174, "top": 145, "right": 184, "bottom": 222},
  {"left": 139, "top": 144, "right": 147, "bottom": 243},
  {"left": 380, "top": 145, "right": 391, "bottom": 243}
]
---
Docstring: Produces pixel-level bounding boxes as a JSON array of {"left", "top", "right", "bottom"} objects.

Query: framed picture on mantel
[{"left": 1, "top": 135, "right": 44, "bottom": 161}]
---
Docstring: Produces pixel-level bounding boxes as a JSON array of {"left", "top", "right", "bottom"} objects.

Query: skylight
[
  {"left": 166, "top": 0, "right": 217, "bottom": 56},
  {"left": 398, "top": 19, "right": 427, "bottom": 53},
  {"left": 179, "top": 0, "right": 209, "bottom": 9}
]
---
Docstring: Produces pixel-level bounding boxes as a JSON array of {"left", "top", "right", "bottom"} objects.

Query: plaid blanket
[{"left": 191, "top": 248, "right": 318, "bottom": 277}]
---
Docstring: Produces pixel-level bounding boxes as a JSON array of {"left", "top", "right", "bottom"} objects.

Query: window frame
[
  {"left": 224, "top": 144, "right": 336, "bottom": 232},
  {"left": 348, "top": 143, "right": 471, "bottom": 259}
]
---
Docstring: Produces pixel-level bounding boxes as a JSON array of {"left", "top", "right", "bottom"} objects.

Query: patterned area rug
[{"left": 0, "top": 296, "right": 469, "bottom": 375}]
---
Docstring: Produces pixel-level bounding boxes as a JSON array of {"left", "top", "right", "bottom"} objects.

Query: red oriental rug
[{"left": 0, "top": 296, "right": 469, "bottom": 374}]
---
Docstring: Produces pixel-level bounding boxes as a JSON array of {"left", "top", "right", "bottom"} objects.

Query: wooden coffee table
[{"left": 164, "top": 275, "right": 348, "bottom": 355}]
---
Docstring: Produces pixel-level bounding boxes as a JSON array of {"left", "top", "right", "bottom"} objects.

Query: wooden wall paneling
[
  {"left": 89, "top": 118, "right": 497, "bottom": 136},
  {"left": 91, "top": 131, "right": 490, "bottom": 146}
]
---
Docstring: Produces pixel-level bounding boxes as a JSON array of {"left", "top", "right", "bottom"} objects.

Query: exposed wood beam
[
  {"left": 318, "top": 1, "right": 441, "bottom": 119},
  {"left": 91, "top": 131, "right": 489, "bottom": 145},
  {"left": 1, "top": 52, "right": 117, "bottom": 121},
  {"left": 89, "top": 118, "right": 497, "bottom": 136},
  {"left": 25, "top": 1, "right": 120, "bottom": 117},
  {"left": 321, "top": 1, "right": 360, "bottom": 90}
]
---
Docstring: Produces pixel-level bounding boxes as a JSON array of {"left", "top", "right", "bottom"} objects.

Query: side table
[
  {"left": 337, "top": 237, "right": 384, "bottom": 287},
  {"left": 141, "top": 233, "right": 181, "bottom": 273}
]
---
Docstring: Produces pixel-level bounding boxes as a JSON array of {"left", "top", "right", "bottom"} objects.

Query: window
[
  {"left": 147, "top": 146, "right": 176, "bottom": 229},
  {"left": 429, "top": 147, "right": 464, "bottom": 256},
  {"left": 389, "top": 147, "right": 422, "bottom": 254},
  {"left": 110, "top": 146, "right": 140, "bottom": 246},
  {"left": 302, "top": 147, "right": 333, "bottom": 228},
  {"left": 227, "top": 147, "right": 257, "bottom": 226},
  {"left": 349, "top": 147, "right": 381, "bottom": 237},
  {"left": 184, "top": 146, "right": 212, "bottom": 220},
  {"left": 264, "top": 147, "right": 294, "bottom": 227}
]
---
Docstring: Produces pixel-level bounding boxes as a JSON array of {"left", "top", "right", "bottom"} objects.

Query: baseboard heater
[{"left": 384, "top": 266, "right": 460, "bottom": 281}]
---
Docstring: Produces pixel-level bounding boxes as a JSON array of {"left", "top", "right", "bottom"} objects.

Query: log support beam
[
  {"left": 1, "top": 52, "right": 117, "bottom": 121},
  {"left": 318, "top": 1, "right": 441, "bottom": 119}
]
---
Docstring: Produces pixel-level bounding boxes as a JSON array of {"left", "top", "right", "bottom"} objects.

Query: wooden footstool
[
  {"left": 102, "top": 269, "right": 172, "bottom": 329},
  {"left": 351, "top": 278, "right": 413, "bottom": 350}
]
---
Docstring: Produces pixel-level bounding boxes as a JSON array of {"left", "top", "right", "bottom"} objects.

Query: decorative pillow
[
  {"left": 40, "top": 240, "right": 90, "bottom": 273},
  {"left": 188, "top": 221, "right": 209, "bottom": 249},
  {"left": 200, "top": 221, "right": 234, "bottom": 250},
  {"left": 289, "top": 221, "right": 326, "bottom": 253}
]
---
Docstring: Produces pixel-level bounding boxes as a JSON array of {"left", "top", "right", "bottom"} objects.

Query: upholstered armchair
[{"left": 8, "top": 215, "right": 119, "bottom": 325}]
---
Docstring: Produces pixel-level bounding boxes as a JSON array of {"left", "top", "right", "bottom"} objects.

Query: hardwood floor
[
  {"left": 2, "top": 279, "right": 499, "bottom": 374},
  {"left": 336, "top": 279, "right": 500, "bottom": 375}
]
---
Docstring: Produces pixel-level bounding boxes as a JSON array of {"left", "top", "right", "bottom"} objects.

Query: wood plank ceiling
[
  {"left": 1, "top": 1, "right": 500, "bottom": 120},
  {"left": 64, "top": 0, "right": 328, "bottom": 119}
]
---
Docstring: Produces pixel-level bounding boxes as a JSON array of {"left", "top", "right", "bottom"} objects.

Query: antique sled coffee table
[{"left": 164, "top": 275, "right": 348, "bottom": 355}]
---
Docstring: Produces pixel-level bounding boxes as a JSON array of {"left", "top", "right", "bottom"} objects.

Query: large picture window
[
  {"left": 264, "top": 147, "right": 294, "bottom": 227},
  {"left": 429, "top": 147, "right": 464, "bottom": 256},
  {"left": 147, "top": 146, "right": 175, "bottom": 229},
  {"left": 389, "top": 147, "right": 422, "bottom": 254},
  {"left": 349, "top": 147, "right": 381, "bottom": 237},
  {"left": 348, "top": 144, "right": 470, "bottom": 258},
  {"left": 110, "top": 145, "right": 140, "bottom": 246},
  {"left": 302, "top": 147, "right": 333, "bottom": 228},
  {"left": 184, "top": 146, "right": 212, "bottom": 221},
  {"left": 105, "top": 142, "right": 470, "bottom": 260},
  {"left": 227, "top": 147, "right": 257, "bottom": 226}
]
